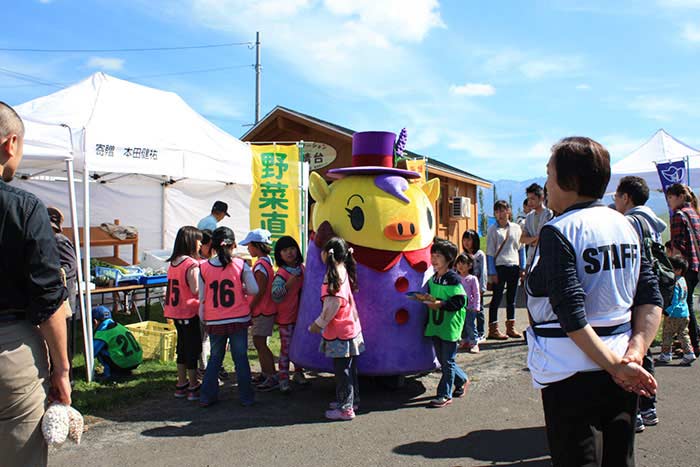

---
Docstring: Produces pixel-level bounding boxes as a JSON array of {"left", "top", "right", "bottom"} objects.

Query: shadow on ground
[
  {"left": 392, "top": 425, "right": 550, "bottom": 465},
  {"left": 125, "top": 373, "right": 429, "bottom": 437}
]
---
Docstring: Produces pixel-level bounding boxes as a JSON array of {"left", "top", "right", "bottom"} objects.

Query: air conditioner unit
[{"left": 451, "top": 196, "right": 471, "bottom": 218}]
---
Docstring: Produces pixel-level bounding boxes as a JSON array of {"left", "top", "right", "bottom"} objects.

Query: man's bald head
[{"left": 0, "top": 102, "right": 24, "bottom": 140}]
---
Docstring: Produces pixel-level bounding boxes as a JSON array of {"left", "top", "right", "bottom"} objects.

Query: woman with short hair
[{"left": 525, "top": 136, "right": 662, "bottom": 466}]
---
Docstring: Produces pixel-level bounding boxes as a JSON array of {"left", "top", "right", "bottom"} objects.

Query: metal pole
[
  {"left": 82, "top": 135, "right": 95, "bottom": 382},
  {"left": 255, "top": 31, "right": 261, "bottom": 123}
]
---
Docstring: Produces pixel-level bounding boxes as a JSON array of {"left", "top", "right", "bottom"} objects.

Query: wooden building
[{"left": 242, "top": 106, "right": 492, "bottom": 247}]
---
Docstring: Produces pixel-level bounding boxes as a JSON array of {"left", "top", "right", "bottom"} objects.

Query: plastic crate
[
  {"left": 125, "top": 321, "right": 176, "bottom": 362},
  {"left": 94, "top": 265, "right": 144, "bottom": 286},
  {"left": 139, "top": 274, "right": 167, "bottom": 285}
]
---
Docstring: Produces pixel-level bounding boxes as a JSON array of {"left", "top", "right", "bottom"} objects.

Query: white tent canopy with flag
[
  {"left": 608, "top": 129, "right": 700, "bottom": 192},
  {"left": 14, "top": 72, "right": 254, "bottom": 380}
]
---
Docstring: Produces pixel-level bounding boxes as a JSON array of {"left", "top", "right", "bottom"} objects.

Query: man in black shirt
[{"left": 0, "top": 102, "right": 71, "bottom": 467}]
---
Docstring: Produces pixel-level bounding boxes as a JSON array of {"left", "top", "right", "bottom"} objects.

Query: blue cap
[
  {"left": 92, "top": 305, "right": 112, "bottom": 321},
  {"left": 239, "top": 228, "right": 272, "bottom": 246}
]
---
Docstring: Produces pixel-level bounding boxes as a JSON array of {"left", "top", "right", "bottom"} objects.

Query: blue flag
[{"left": 656, "top": 159, "right": 687, "bottom": 192}]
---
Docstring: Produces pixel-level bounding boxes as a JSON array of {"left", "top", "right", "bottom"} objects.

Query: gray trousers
[{"left": 0, "top": 321, "right": 50, "bottom": 467}]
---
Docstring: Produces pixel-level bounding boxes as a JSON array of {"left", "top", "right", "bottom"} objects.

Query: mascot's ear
[
  {"left": 422, "top": 178, "right": 440, "bottom": 205},
  {"left": 309, "top": 172, "right": 330, "bottom": 203}
]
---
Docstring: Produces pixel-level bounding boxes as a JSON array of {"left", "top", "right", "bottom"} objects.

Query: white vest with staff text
[{"left": 526, "top": 205, "right": 641, "bottom": 388}]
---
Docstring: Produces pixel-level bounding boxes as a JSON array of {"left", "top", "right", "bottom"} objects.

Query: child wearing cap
[
  {"left": 92, "top": 306, "right": 143, "bottom": 382},
  {"left": 240, "top": 228, "right": 279, "bottom": 391}
]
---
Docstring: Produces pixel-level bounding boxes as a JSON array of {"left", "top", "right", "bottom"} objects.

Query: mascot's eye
[
  {"left": 346, "top": 206, "right": 365, "bottom": 231},
  {"left": 427, "top": 207, "right": 433, "bottom": 229}
]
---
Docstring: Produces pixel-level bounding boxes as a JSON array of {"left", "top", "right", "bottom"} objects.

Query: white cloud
[
  {"left": 599, "top": 134, "right": 646, "bottom": 161},
  {"left": 683, "top": 23, "right": 700, "bottom": 41},
  {"left": 86, "top": 56, "right": 125, "bottom": 71},
  {"left": 481, "top": 49, "right": 583, "bottom": 80},
  {"left": 658, "top": 0, "right": 700, "bottom": 8},
  {"left": 628, "top": 95, "right": 698, "bottom": 121},
  {"left": 38, "top": 0, "right": 53, "bottom": 3},
  {"left": 449, "top": 83, "right": 495, "bottom": 96},
  {"left": 174, "top": 0, "right": 445, "bottom": 99},
  {"left": 576, "top": 83, "right": 591, "bottom": 90}
]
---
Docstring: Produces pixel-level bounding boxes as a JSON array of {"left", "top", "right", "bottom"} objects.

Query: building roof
[{"left": 242, "top": 105, "right": 492, "bottom": 187}]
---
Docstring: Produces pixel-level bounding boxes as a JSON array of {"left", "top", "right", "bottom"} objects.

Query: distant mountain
[{"left": 479, "top": 177, "right": 669, "bottom": 217}]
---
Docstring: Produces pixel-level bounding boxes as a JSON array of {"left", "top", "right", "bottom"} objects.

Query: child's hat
[
  {"left": 92, "top": 305, "right": 112, "bottom": 321},
  {"left": 239, "top": 228, "right": 272, "bottom": 246}
]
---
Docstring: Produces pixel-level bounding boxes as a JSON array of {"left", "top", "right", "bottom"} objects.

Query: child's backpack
[{"left": 629, "top": 213, "right": 676, "bottom": 309}]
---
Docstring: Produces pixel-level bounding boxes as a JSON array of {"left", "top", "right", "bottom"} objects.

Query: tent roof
[
  {"left": 608, "top": 129, "right": 700, "bottom": 191},
  {"left": 16, "top": 72, "right": 252, "bottom": 183}
]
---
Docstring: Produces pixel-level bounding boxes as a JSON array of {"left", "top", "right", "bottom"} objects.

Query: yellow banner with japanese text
[
  {"left": 250, "top": 144, "right": 301, "bottom": 245},
  {"left": 405, "top": 158, "right": 427, "bottom": 185}
]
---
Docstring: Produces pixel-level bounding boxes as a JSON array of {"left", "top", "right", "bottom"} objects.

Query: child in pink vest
[
  {"left": 309, "top": 237, "right": 364, "bottom": 421},
  {"left": 164, "top": 226, "right": 203, "bottom": 401},
  {"left": 271, "top": 236, "right": 309, "bottom": 393},
  {"left": 239, "top": 229, "right": 278, "bottom": 391},
  {"left": 198, "top": 227, "right": 258, "bottom": 407}
]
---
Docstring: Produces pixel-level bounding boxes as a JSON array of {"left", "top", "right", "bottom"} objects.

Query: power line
[
  {"left": 0, "top": 42, "right": 253, "bottom": 53},
  {"left": 0, "top": 67, "right": 64, "bottom": 88},
  {"left": 127, "top": 64, "right": 252, "bottom": 80}
]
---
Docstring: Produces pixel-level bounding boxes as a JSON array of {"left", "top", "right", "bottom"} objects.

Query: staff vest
[
  {"left": 200, "top": 258, "right": 250, "bottom": 323},
  {"left": 94, "top": 323, "right": 143, "bottom": 369},
  {"left": 525, "top": 204, "right": 640, "bottom": 387},
  {"left": 321, "top": 278, "right": 362, "bottom": 341},
  {"left": 275, "top": 265, "right": 305, "bottom": 325},
  {"left": 163, "top": 256, "right": 200, "bottom": 319},
  {"left": 424, "top": 272, "right": 466, "bottom": 342},
  {"left": 252, "top": 257, "right": 276, "bottom": 317}
]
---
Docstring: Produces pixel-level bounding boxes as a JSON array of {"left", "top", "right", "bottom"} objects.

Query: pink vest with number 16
[{"left": 200, "top": 257, "right": 249, "bottom": 322}]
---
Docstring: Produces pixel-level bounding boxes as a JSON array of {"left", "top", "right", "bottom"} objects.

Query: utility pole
[{"left": 254, "top": 31, "right": 261, "bottom": 124}]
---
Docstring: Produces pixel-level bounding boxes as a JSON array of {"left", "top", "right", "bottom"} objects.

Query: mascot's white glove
[{"left": 42, "top": 403, "right": 85, "bottom": 445}]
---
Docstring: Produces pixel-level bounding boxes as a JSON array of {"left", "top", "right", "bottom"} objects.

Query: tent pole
[
  {"left": 65, "top": 157, "right": 87, "bottom": 363},
  {"left": 82, "top": 142, "right": 95, "bottom": 382},
  {"left": 161, "top": 183, "right": 166, "bottom": 249}
]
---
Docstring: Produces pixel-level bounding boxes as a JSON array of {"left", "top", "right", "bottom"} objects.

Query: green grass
[{"left": 71, "top": 302, "right": 281, "bottom": 416}]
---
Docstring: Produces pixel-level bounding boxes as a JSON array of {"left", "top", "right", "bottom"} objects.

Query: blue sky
[{"left": 2, "top": 0, "right": 700, "bottom": 181}]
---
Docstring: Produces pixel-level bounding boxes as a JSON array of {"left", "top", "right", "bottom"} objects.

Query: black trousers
[
  {"left": 638, "top": 350, "right": 656, "bottom": 412},
  {"left": 333, "top": 356, "right": 359, "bottom": 411},
  {"left": 488, "top": 264, "right": 519, "bottom": 323},
  {"left": 542, "top": 371, "right": 638, "bottom": 467},
  {"left": 683, "top": 270, "right": 699, "bottom": 352}
]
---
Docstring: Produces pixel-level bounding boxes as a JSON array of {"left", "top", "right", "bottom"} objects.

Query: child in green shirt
[{"left": 415, "top": 238, "right": 469, "bottom": 408}]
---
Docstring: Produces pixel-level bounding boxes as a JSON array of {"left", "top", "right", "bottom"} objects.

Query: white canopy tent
[
  {"left": 15, "top": 72, "right": 253, "bottom": 380},
  {"left": 607, "top": 129, "right": 700, "bottom": 192}
]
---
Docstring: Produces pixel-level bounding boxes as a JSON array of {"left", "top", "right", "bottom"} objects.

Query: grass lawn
[{"left": 71, "top": 301, "right": 281, "bottom": 416}]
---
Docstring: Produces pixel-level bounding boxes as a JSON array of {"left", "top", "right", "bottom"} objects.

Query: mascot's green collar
[{"left": 313, "top": 221, "right": 431, "bottom": 273}]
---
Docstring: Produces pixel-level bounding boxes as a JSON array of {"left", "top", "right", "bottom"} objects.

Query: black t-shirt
[{"left": 0, "top": 180, "right": 67, "bottom": 324}]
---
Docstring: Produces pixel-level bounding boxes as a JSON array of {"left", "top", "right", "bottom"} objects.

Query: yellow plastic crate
[{"left": 125, "top": 321, "right": 177, "bottom": 363}]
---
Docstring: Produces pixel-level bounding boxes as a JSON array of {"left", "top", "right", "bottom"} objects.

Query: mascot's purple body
[{"left": 289, "top": 131, "right": 441, "bottom": 375}]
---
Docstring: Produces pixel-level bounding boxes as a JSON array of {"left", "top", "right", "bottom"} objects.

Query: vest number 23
[{"left": 209, "top": 279, "right": 236, "bottom": 307}]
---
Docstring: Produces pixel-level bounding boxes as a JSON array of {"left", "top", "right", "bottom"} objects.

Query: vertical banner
[
  {"left": 656, "top": 159, "right": 687, "bottom": 192},
  {"left": 250, "top": 144, "right": 302, "bottom": 246},
  {"left": 405, "top": 158, "right": 427, "bottom": 185}
]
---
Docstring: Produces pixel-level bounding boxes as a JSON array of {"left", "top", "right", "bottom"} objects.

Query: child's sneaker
[
  {"left": 468, "top": 344, "right": 480, "bottom": 354},
  {"left": 292, "top": 371, "right": 310, "bottom": 385},
  {"left": 453, "top": 379, "right": 470, "bottom": 398},
  {"left": 641, "top": 408, "right": 659, "bottom": 426},
  {"left": 329, "top": 401, "right": 358, "bottom": 411},
  {"left": 252, "top": 373, "right": 266, "bottom": 385},
  {"left": 428, "top": 396, "right": 452, "bottom": 408},
  {"left": 325, "top": 408, "right": 355, "bottom": 421},
  {"left": 256, "top": 376, "right": 279, "bottom": 392},
  {"left": 187, "top": 384, "right": 201, "bottom": 401},
  {"left": 635, "top": 413, "right": 645, "bottom": 433},
  {"left": 174, "top": 382, "right": 188, "bottom": 398},
  {"left": 458, "top": 341, "right": 471, "bottom": 351},
  {"left": 477, "top": 334, "right": 486, "bottom": 344},
  {"left": 655, "top": 352, "right": 672, "bottom": 364},
  {"left": 680, "top": 353, "right": 697, "bottom": 366},
  {"left": 279, "top": 379, "right": 291, "bottom": 394}
]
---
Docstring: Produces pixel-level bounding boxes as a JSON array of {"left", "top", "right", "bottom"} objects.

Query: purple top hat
[{"left": 326, "top": 131, "right": 420, "bottom": 179}]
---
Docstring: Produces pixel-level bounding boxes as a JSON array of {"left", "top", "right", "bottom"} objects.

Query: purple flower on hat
[{"left": 394, "top": 128, "right": 407, "bottom": 162}]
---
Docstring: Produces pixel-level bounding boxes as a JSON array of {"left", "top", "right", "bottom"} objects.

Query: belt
[{"left": 532, "top": 321, "right": 632, "bottom": 338}]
